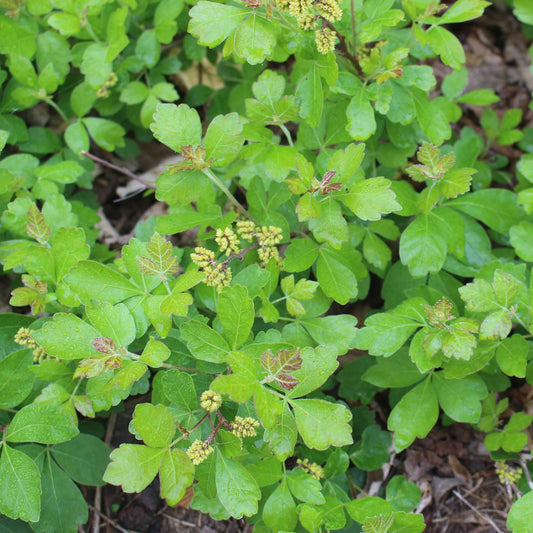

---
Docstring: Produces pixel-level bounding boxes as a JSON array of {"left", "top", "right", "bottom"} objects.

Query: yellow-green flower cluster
[
  {"left": 190, "top": 246, "right": 216, "bottom": 268},
  {"left": 14, "top": 327, "right": 36, "bottom": 349},
  {"left": 315, "top": 27, "right": 336, "bottom": 54},
  {"left": 257, "top": 225, "right": 283, "bottom": 265},
  {"left": 276, "top": 0, "right": 342, "bottom": 31},
  {"left": 236, "top": 220, "right": 257, "bottom": 241},
  {"left": 288, "top": 0, "right": 311, "bottom": 18},
  {"left": 186, "top": 439, "right": 214, "bottom": 465},
  {"left": 230, "top": 416, "right": 260, "bottom": 438},
  {"left": 191, "top": 246, "right": 232, "bottom": 292},
  {"left": 297, "top": 458, "right": 325, "bottom": 480},
  {"left": 297, "top": 12, "right": 318, "bottom": 30},
  {"left": 314, "top": 0, "right": 342, "bottom": 22},
  {"left": 200, "top": 390, "right": 222, "bottom": 412},
  {"left": 495, "top": 461, "right": 523, "bottom": 485},
  {"left": 215, "top": 227, "right": 240, "bottom": 256},
  {"left": 205, "top": 263, "right": 232, "bottom": 291},
  {"left": 32, "top": 346, "right": 48, "bottom": 364}
]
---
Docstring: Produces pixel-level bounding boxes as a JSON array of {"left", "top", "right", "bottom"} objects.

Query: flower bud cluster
[
  {"left": 186, "top": 439, "right": 214, "bottom": 465},
  {"left": 297, "top": 458, "right": 325, "bottom": 480},
  {"left": 14, "top": 327, "right": 37, "bottom": 349},
  {"left": 191, "top": 246, "right": 232, "bottom": 291},
  {"left": 230, "top": 416, "right": 260, "bottom": 438},
  {"left": 32, "top": 346, "right": 48, "bottom": 364},
  {"left": 215, "top": 227, "right": 240, "bottom": 256},
  {"left": 277, "top": 0, "right": 341, "bottom": 33},
  {"left": 200, "top": 390, "right": 222, "bottom": 412},
  {"left": 314, "top": 0, "right": 342, "bottom": 22},
  {"left": 495, "top": 461, "right": 523, "bottom": 485},
  {"left": 315, "top": 27, "right": 336, "bottom": 54}
]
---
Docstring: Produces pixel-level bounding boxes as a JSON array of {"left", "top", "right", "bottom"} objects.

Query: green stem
[
  {"left": 202, "top": 167, "right": 256, "bottom": 222},
  {"left": 350, "top": 0, "right": 357, "bottom": 53},
  {"left": 279, "top": 123, "right": 294, "bottom": 148},
  {"left": 45, "top": 98, "right": 69, "bottom": 122}
]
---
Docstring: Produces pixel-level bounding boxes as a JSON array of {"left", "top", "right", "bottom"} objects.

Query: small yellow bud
[
  {"left": 297, "top": 458, "right": 325, "bottom": 480},
  {"left": 315, "top": 27, "right": 336, "bottom": 54},
  {"left": 215, "top": 227, "right": 240, "bottom": 256},
  {"left": 96, "top": 85, "right": 109, "bottom": 99},
  {"left": 297, "top": 12, "right": 317, "bottom": 30},
  {"left": 32, "top": 346, "right": 47, "bottom": 363},
  {"left": 191, "top": 247, "right": 216, "bottom": 268},
  {"left": 104, "top": 72, "right": 118, "bottom": 88},
  {"left": 14, "top": 327, "right": 36, "bottom": 349},
  {"left": 288, "top": 0, "right": 311, "bottom": 17},
  {"left": 236, "top": 220, "right": 257, "bottom": 241},
  {"left": 230, "top": 416, "right": 260, "bottom": 438},
  {"left": 200, "top": 390, "right": 222, "bottom": 412},
  {"left": 315, "top": 0, "right": 342, "bottom": 22},
  {"left": 186, "top": 440, "right": 214, "bottom": 465}
]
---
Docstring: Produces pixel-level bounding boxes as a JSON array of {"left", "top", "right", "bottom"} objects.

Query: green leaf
[
  {"left": 432, "top": 373, "right": 487, "bottom": 423},
  {"left": 296, "top": 64, "right": 323, "bottom": 127},
  {"left": 400, "top": 214, "right": 448, "bottom": 277},
  {"left": 283, "top": 239, "right": 319, "bottom": 272},
  {"left": 161, "top": 370, "right": 197, "bottom": 411},
  {"left": 160, "top": 448, "right": 195, "bottom": 506},
  {"left": 180, "top": 320, "right": 229, "bottom": 363},
  {"left": 346, "top": 497, "right": 394, "bottom": 525},
  {"left": 204, "top": 113, "right": 243, "bottom": 166},
  {"left": 316, "top": 247, "right": 357, "bottom": 304},
  {"left": 104, "top": 444, "right": 165, "bottom": 492},
  {"left": 350, "top": 424, "right": 392, "bottom": 471},
  {"left": 82, "top": 118, "right": 125, "bottom": 152},
  {"left": 355, "top": 298, "right": 426, "bottom": 356},
  {"left": 218, "top": 285, "right": 254, "bottom": 349},
  {"left": 7, "top": 404, "right": 79, "bottom": 444},
  {"left": 388, "top": 377, "right": 439, "bottom": 451},
  {"left": 302, "top": 315, "right": 357, "bottom": 355},
  {"left": 426, "top": 26, "right": 465, "bottom": 70},
  {"left": 65, "top": 261, "right": 143, "bottom": 304},
  {"left": 308, "top": 198, "right": 348, "bottom": 248},
  {"left": 135, "top": 29, "right": 160, "bottom": 68},
  {"left": 346, "top": 93, "right": 376, "bottom": 140},
  {"left": 362, "top": 349, "right": 423, "bottom": 388},
  {"left": 340, "top": 177, "right": 401, "bottom": 221},
  {"left": 151, "top": 103, "right": 202, "bottom": 152},
  {"left": 448, "top": 189, "right": 524, "bottom": 234},
  {"left": 291, "top": 399, "right": 352, "bottom": 450},
  {"left": 496, "top": 335, "right": 528, "bottom": 378},
  {"left": 289, "top": 346, "right": 339, "bottom": 398},
  {"left": 215, "top": 450, "right": 261, "bottom": 518},
  {"left": 188, "top": 2, "right": 248, "bottom": 46},
  {"left": 440, "top": 0, "right": 490, "bottom": 23},
  {"left": 64, "top": 121, "right": 89, "bottom": 154},
  {"left": 0, "top": 16, "right": 37, "bottom": 58},
  {"left": 47, "top": 12, "right": 80, "bottom": 36},
  {"left": 263, "top": 401, "right": 297, "bottom": 461},
  {"left": 231, "top": 14, "right": 276, "bottom": 65},
  {"left": 120, "top": 81, "right": 149, "bottom": 105},
  {"left": 507, "top": 491, "right": 533, "bottom": 533},
  {"left": 32, "top": 313, "right": 99, "bottom": 360},
  {"left": 86, "top": 301, "right": 136, "bottom": 348},
  {"left": 132, "top": 403, "right": 176, "bottom": 448},
  {"left": 0, "top": 445, "right": 41, "bottom": 522},
  {"left": 51, "top": 434, "right": 110, "bottom": 486},
  {"left": 31, "top": 455, "right": 87, "bottom": 533},
  {"left": 386, "top": 476, "right": 421, "bottom": 512},
  {"left": 0, "top": 350, "right": 35, "bottom": 409},
  {"left": 263, "top": 479, "right": 298, "bottom": 531},
  {"left": 51, "top": 227, "right": 90, "bottom": 281},
  {"left": 140, "top": 337, "right": 171, "bottom": 368},
  {"left": 510, "top": 221, "right": 533, "bottom": 261}
]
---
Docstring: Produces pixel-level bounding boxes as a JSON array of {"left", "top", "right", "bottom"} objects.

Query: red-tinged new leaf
[
  {"left": 261, "top": 349, "right": 277, "bottom": 375},
  {"left": 25, "top": 204, "right": 51, "bottom": 245},
  {"left": 275, "top": 373, "right": 299, "bottom": 391},
  {"left": 277, "top": 348, "right": 302, "bottom": 373},
  {"left": 92, "top": 337, "right": 117, "bottom": 354}
]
